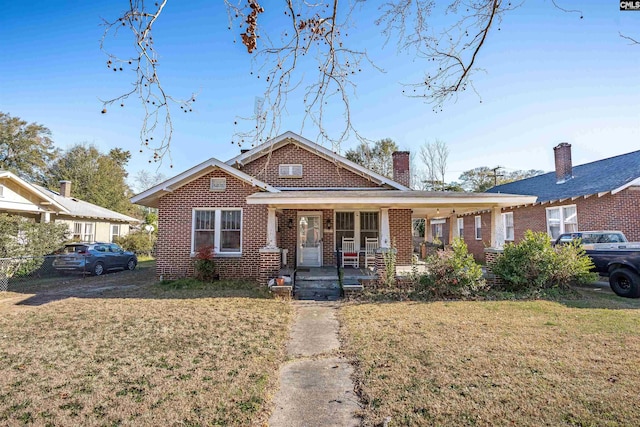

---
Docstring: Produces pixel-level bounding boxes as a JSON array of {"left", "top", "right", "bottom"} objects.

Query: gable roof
[
  {"left": 225, "top": 131, "right": 411, "bottom": 191},
  {"left": 486, "top": 150, "right": 640, "bottom": 203},
  {"left": 34, "top": 185, "right": 140, "bottom": 223},
  {"left": 0, "top": 170, "right": 138, "bottom": 223},
  {"left": 0, "top": 170, "right": 69, "bottom": 214},
  {"left": 131, "top": 157, "right": 279, "bottom": 208}
]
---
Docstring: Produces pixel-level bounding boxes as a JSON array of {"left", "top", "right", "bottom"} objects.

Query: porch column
[
  {"left": 426, "top": 216, "right": 433, "bottom": 242},
  {"left": 449, "top": 212, "right": 457, "bottom": 243},
  {"left": 490, "top": 207, "right": 505, "bottom": 248},
  {"left": 40, "top": 212, "right": 50, "bottom": 223},
  {"left": 380, "top": 208, "right": 390, "bottom": 248},
  {"left": 266, "top": 207, "right": 277, "bottom": 248}
]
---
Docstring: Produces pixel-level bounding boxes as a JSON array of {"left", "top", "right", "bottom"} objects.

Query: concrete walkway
[{"left": 269, "top": 301, "right": 360, "bottom": 427}]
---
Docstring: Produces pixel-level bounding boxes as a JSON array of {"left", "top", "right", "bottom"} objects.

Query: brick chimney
[
  {"left": 553, "top": 143, "right": 573, "bottom": 184},
  {"left": 59, "top": 180, "right": 72, "bottom": 198},
  {"left": 392, "top": 151, "right": 410, "bottom": 187}
]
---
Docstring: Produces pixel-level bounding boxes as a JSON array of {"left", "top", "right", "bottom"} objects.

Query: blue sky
[{"left": 1, "top": 1, "right": 638, "bottom": 187}]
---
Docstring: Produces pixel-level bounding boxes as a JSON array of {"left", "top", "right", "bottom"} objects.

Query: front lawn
[
  {"left": 0, "top": 276, "right": 293, "bottom": 426},
  {"left": 341, "top": 290, "right": 640, "bottom": 426}
]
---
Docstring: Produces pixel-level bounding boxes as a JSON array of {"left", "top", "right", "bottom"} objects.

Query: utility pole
[{"left": 489, "top": 166, "right": 504, "bottom": 187}]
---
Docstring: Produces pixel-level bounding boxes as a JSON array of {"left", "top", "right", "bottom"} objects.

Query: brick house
[
  {"left": 460, "top": 143, "right": 640, "bottom": 261},
  {"left": 132, "top": 132, "right": 535, "bottom": 283}
]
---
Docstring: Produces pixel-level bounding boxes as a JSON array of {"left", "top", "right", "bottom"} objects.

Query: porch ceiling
[{"left": 246, "top": 190, "right": 537, "bottom": 214}]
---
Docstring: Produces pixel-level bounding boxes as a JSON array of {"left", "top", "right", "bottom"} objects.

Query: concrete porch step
[{"left": 294, "top": 279, "right": 341, "bottom": 301}]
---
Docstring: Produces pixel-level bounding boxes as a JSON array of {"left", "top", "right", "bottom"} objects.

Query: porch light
[
  {"left": 287, "top": 218, "right": 294, "bottom": 229},
  {"left": 326, "top": 218, "right": 332, "bottom": 230}
]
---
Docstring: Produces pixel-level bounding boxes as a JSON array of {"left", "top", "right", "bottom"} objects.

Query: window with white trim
[
  {"left": 457, "top": 218, "right": 464, "bottom": 240},
  {"left": 335, "top": 212, "right": 355, "bottom": 250},
  {"left": 546, "top": 205, "right": 577, "bottom": 239},
  {"left": 220, "top": 210, "right": 241, "bottom": 252},
  {"left": 335, "top": 211, "right": 379, "bottom": 250},
  {"left": 503, "top": 212, "right": 514, "bottom": 241},
  {"left": 360, "top": 212, "right": 379, "bottom": 246},
  {"left": 72, "top": 222, "right": 94, "bottom": 242},
  {"left": 475, "top": 216, "right": 482, "bottom": 240},
  {"left": 278, "top": 164, "right": 303, "bottom": 178},
  {"left": 110, "top": 224, "right": 121, "bottom": 242},
  {"left": 433, "top": 223, "right": 443, "bottom": 239},
  {"left": 192, "top": 209, "right": 242, "bottom": 254}
]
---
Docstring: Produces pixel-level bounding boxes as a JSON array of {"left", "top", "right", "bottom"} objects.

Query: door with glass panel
[{"left": 297, "top": 212, "right": 322, "bottom": 267}]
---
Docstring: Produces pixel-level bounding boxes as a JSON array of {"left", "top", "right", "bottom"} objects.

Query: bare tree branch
[
  {"left": 620, "top": 32, "right": 640, "bottom": 45},
  {"left": 100, "top": 0, "right": 196, "bottom": 168},
  {"left": 100, "top": 0, "right": 604, "bottom": 163}
]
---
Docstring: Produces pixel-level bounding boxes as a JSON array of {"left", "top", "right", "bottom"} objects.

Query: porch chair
[
  {"left": 341, "top": 237, "right": 359, "bottom": 268},
  {"left": 364, "top": 237, "right": 378, "bottom": 269}
]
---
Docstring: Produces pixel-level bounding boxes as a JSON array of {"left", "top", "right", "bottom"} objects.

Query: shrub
[
  {"left": 115, "top": 230, "right": 156, "bottom": 257},
  {"left": 193, "top": 245, "right": 217, "bottom": 282},
  {"left": 380, "top": 247, "right": 397, "bottom": 287},
  {"left": 417, "top": 238, "right": 485, "bottom": 298},
  {"left": 491, "top": 230, "right": 597, "bottom": 292},
  {"left": 0, "top": 213, "right": 68, "bottom": 258}
]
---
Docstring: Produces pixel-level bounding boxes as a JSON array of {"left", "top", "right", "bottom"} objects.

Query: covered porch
[{"left": 249, "top": 190, "right": 537, "bottom": 287}]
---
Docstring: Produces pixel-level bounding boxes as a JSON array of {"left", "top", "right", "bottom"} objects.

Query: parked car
[
  {"left": 554, "top": 231, "right": 640, "bottom": 298},
  {"left": 52, "top": 243, "right": 137, "bottom": 276},
  {"left": 553, "top": 231, "right": 628, "bottom": 247}
]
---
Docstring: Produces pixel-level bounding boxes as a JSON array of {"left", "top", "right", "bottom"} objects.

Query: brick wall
[
  {"left": 389, "top": 209, "right": 413, "bottom": 265},
  {"left": 239, "top": 142, "right": 382, "bottom": 188},
  {"left": 392, "top": 151, "right": 410, "bottom": 188},
  {"left": 461, "top": 212, "right": 492, "bottom": 262},
  {"left": 462, "top": 186, "right": 640, "bottom": 261},
  {"left": 156, "top": 169, "right": 266, "bottom": 280}
]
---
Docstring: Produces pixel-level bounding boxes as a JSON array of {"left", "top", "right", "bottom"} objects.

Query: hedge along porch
[{"left": 248, "top": 190, "right": 537, "bottom": 284}]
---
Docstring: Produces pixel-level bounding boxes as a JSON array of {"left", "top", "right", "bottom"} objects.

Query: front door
[{"left": 297, "top": 212, "right": 323, "bottom": 267}]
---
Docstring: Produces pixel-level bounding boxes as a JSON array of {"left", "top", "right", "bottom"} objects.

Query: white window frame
[
  {"left": 457, "top": 217, "right": 464, "bottom": 240},
  {"left": 278, "top": 164, "right": 303, "bottom": 178},
  {"left": 72, "top": 221, "right": 95, "bottom": 242},
  {"left": 110, "top": 224, "right": 121, "bottom": 242},
  {"left": 191, "top": 208, "right": 243, "bottom": 256},
  {"left": 502, "top": 212, "right": 514, "bottom": 241},
  {"left": 334, "top": 210, "right": 379, "bottom": 250},
  {"left": 546, "top": 205, "right": 578, "bottom": 239},
  {"left": 475, "top": 216, "right": 482, "bottom": 240}
]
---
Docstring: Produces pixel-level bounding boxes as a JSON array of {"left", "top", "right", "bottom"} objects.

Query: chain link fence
[{"left": 0, "top": 255, "right": 88, "bottom": 292}]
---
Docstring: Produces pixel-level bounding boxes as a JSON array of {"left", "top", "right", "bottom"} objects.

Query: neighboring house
[
  {"left": 132, "top": 131, "right": 535, "bottom": 283},
  {"left": 0, "top": 171, "right": 139, "bottom": 242},
  {"left": 459, "top": 143, "right": 640, "bottom": 261}
]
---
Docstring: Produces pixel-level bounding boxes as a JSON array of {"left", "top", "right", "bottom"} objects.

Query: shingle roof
[
  {"left": 35, "top": 185, "right": 140, "bottom": 223},
  {"left": 486, "top": 150, "right": 640, "bottom": 202}
]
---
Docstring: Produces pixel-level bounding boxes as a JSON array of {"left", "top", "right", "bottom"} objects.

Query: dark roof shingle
[{"left": 486, "top": 150, "right": 640, "bottom": 202}]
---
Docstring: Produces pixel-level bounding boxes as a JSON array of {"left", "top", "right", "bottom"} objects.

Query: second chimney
[
  {"left": 59, "top": 180, "right": 72, "bottom": 198},
  {"left": 392, "top": 151, "right": 411, "bottom": 188},
  {"left": 553, "top": 143, "right": 573, "bottom": 184}
]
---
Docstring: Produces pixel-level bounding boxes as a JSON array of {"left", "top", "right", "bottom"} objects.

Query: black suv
[{"left": 52, "top": 243, "right": 137, "bottom": 276}]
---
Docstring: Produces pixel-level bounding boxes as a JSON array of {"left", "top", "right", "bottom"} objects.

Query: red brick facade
[
  {"left": 156, "top": 169, "right": 267, "bottom": 280},
  {"left": 155, "top": 141, "right": 416, "bottom": 281},
  {"left": 239, "top": 143, "right": 381, "bottom": 188},
  {"left": 461, "top": 187, "right": 640, "bottom": 262}
]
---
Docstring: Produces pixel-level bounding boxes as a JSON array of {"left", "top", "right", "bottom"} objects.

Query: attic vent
[
  {"left": 279, "top": 164, "right": 303, "bottom": 178},
  {"left": 0, "top": 185, "right": 4, "bottom": 197},
  {"left": 210, "top": 178, "right": 227, "bottom": 192}
]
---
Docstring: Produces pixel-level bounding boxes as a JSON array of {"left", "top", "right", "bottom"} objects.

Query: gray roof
[
  {"left": 35, "top": 185, "right": 140, "bottom": 223},
  {"left": 486, "top": 150, "right": 640, "bottom": 202}
]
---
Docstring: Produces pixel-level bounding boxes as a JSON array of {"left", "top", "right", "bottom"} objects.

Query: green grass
[{"left": 341, "top": 290, "right": 640, "bottom": 426}]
